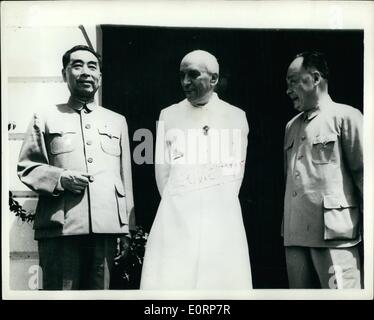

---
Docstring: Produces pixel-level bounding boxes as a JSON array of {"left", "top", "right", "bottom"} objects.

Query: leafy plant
[
  {"left": 111, "top": 226, "right": 148, "bottom": 289},
  {"left": 9, "top": 191, "right": 35, "bottom": 222}
]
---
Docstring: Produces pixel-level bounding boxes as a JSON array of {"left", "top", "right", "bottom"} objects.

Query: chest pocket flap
[
  {"left": 48, "top": 124, "right": 77, "bottom": 155},
  {"left": 313, "top": 134, "right": 337, "bottom": 145},
  {"left": 98, "top": 125, "right": 121, "bottom": 156}
]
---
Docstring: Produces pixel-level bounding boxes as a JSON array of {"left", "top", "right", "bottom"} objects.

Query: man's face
[
  {"left": 180, "top": 57, "right": 216, "bottom": 106},
  {"left": 286, "top": 57, "right": 317, "bottom": 112},
  {"left": 62, "top": 50, "right": 101, "bottom": 100}
]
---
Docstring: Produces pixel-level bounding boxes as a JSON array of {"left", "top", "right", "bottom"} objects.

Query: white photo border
[{"left": 1, "top": 0, "right": 373, "bottom": 300}]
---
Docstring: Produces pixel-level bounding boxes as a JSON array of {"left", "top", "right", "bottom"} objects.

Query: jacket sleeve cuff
[{"left": 50, "top": 168, "right": 65, "bottom": 196}]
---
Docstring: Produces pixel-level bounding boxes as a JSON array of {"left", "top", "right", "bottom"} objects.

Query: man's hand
[
  {"left": 60, "top": 170, "right": 90, "bottom": 194},
  {"left": 114, "top": 235, "right": 132, "bottom": 266}
]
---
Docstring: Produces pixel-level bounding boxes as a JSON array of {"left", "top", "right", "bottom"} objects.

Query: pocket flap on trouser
[{"left": 312, "top": 134, "right": 337, "bottom": 145}]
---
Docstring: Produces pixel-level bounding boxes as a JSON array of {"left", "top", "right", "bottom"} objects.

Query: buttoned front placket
[
  {"left": 79, "top": 106, "right": 95, "bottom": 180},
  {"left": 292, "top": 121, "right": 307, "bottom": 198},
  {"left": 289, "top": 109, "right": 320, "bottom": 201},
  {"left": 285, "top": 116, "right": 310, "bottom": 243},
  {"left": 188, "top": 99, "right": 212, "bottom": 166},
  {"left": 287, "top": 109, "right": 326, "bottom": 240},
  {"left": 288, "top": 120, "right": 304, "bottom": 200},
  {"left": 78, "top": 105, "right": 95, "bottom": 232}
]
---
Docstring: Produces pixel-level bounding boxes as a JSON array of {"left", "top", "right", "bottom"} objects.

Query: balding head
[
  {"left": 181, "top": 50, "right": 219, "bottom": 75},
  {"left": 180, "top": 50, "right": 220, "bottom": 107}
]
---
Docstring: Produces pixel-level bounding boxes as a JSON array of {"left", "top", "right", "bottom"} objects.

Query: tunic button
[
  {"left": 295, "top": 172, "right": 300, "bottom": 178},
  {"left": 86, "top": 140, "right": 92, "bottom": 145},
  {"left": 83, "top": 109, "right": 88, "bottom": 114},
  {"left": 85, "top": 124, "right": 91, "bottom": 129},
  {"left": 301, "top": 136, "right": 306, "bottom": 141},
  {"left": 292, "top": 191, "right": 297, "bottom": 197},
  {"left": 89, "top": 176, "right": 95, "bottom": 182},
  {"left": 87, "top": 157, "right": 93, "bottom": 163}
]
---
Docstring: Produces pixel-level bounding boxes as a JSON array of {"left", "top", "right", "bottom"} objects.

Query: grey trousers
[
  {"left": 38, "top": 234, "right": 118, "bottom": 290},
  {"left": 285, "top": 245, "right": 362, "bottom": 289}
]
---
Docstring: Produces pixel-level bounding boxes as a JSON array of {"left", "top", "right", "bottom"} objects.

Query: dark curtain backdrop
[{"left": 101, "top": 25, "right": 363, "bottom": 288}]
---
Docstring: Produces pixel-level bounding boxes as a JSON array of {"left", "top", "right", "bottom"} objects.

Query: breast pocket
[
  {"left": 98, "top": 126, "right": 121, "bottom": 156},
  {"left": 48, "top": 130, "right": 77, "bottom": 154},
  {"left": 311, "top": 134, "right": 337, "bottom": 164}
]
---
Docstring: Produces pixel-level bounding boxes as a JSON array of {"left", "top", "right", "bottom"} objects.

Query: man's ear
[
  {"left": 311, "top": 70, "right": 322, "bottom": 86},
  {"left": 61, "top": 69, "right": 67, "bottom": 82},
  {"left": 210, "top": 73, "right": 219, "bottom": 86}
]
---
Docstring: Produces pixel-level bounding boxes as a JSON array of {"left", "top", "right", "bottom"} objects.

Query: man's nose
[
  {"left": 81, "top": 64, "right": 91, "bottom": 76},
  {"left": 181, "top": 75, "right": 191, "bottom": 86},
  {"left": 286, "top": 87, "right": 292, "bottom": 95}
]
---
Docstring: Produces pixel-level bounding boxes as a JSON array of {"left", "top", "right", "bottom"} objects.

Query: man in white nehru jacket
[{"left": 140, "top": 50, "right": 252, "bottom": 290}]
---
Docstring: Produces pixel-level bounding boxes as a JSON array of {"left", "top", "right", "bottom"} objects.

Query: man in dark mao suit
[
  {"left": 18, "top": 45, "right": 135, "bottom": 289},
  {"left": 283, "top": 51, "right": 363, "bottom": 288}
]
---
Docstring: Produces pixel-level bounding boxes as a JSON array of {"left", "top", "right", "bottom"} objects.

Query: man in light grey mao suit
[
  {"left": 283, "top": 51, "right": 363, "bottom": 288},
  {"left": 18, "top": 45, "right": 135, "bottom": 289}
]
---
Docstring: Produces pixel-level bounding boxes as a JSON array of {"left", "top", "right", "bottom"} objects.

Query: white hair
[{"left": 181, "top": 50, "right": 219, "bottom": 75}]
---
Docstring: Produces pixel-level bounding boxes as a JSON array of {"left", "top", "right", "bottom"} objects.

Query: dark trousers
[
  {"left": 285, "top": 245, "right": 362, "bottom": 289},
  {"left": 38, "top": 234, "right": 117, "bottom": 290}
]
